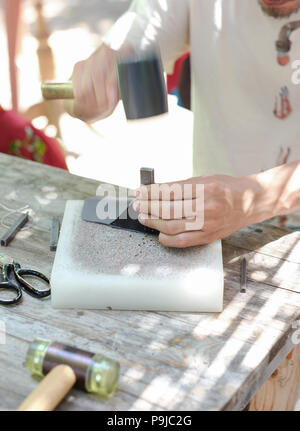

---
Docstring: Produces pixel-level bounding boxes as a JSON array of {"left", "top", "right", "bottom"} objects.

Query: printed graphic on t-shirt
[
  {"left": 258, "top": 1, "right": 300, "bottom": 228},
  {"left": 273, "top": 86, "right": 292, "bottom": 118},
  {"left": 276, "top": 146, "right": 291, "bottom": 166},
  {"left": 276, "top": 20, "right": 300, "bottom": 66},
  {"left": 258, "top": 1, "right": 300, "bottom": 120},
  {"left": 273, "top": 19, "right": 300, "bottom": 120}
]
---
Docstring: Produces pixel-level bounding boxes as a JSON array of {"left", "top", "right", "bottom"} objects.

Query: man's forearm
[
  {"left": 251, "top": 159, "right": 300, "bottom": 220},
  {"left": 134, "top": 159, "right": 300, "bottom": 248}
]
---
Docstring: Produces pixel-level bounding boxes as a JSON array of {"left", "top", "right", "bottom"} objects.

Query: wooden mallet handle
[{"left": 18, "top": 365, "right": 76, "bottom": 411}]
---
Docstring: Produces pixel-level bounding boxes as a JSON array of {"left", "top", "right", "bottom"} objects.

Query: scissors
[{"left": 0, "top": 253, "right": 51, "bottom": 305}]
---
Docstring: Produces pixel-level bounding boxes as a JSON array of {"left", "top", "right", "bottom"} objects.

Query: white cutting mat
[{"left": 51, "top": 200, "right": 224, "bottom": 312}]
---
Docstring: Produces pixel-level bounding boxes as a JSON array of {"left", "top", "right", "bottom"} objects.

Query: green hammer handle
[{"left": 41, "top": 81, "right": 74, "bottom": 100}]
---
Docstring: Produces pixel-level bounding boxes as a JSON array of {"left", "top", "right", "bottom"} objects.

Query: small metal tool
[
  {"left": 50, "top": 216, "right": 60, "bottom": 251},
  {"left": 140, "top": 167, "right": 155, "bottom": 186},
  {"left": 42, "top": 46, "right": 168, "bottom": 120},
  {"left": 0, "top": 212, "right": 29, "bottom": 247},
  {"left": 82, "top": 197, "right": 158, "bottom": 236},
  {"left": 240, "top": 257, "right": 247, "bottom": 293}
]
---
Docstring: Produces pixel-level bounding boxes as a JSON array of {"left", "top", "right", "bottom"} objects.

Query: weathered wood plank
[
  {"left": 225, "top": 224, "right": 300, "bottom": 264},
  {"left": 249, "top": 344, "right": 300, "bottom": 411},
  {"left": 223, "top": 243, "right": 300, "bottom": 293},
  {"left": 0, "top": 275, "right": 299, "bottom": 410},
  {"left": 0, "top": 153, "right": 300, "bottom": 411}
]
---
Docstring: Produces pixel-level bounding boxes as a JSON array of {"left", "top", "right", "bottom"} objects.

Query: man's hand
[
  {"left": 132, "top": 175, "right": 274, "bottom": 248},
  {"left": 64, "top": 44, "right": 119, "bottom": 123}
]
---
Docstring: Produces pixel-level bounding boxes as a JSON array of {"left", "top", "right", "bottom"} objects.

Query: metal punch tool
[{"left": 0, "top": 253, "right": 51, "bottom": 305}]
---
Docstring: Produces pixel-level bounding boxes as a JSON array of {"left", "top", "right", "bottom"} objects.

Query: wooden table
[{"left": 0, "top": 153, "right": 300, "bottom": 411}]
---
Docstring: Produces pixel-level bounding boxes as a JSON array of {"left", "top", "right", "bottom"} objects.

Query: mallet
[
  {"left": 41, "top": 46, "right": 168, "bottom": 120},
  {"left": 18, "top": 339, "right": 120, "bottom": 411}
]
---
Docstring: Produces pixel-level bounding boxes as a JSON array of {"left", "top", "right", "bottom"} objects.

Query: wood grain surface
[{"left": 249, "top": 344, "right": 300, "bottom": 411}]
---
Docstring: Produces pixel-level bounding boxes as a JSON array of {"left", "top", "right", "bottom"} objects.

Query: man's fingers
[
  {"left": 158, "top": 231, "right": 215, "bottom": 248},
  {"left": 138, "top": 214, "right": 204, "bottom": 234},
  {"left": 71, "top": 61, "right": 100, "bottom": 121},
  {"left": 135, "top": 181, "right": 223, "bottom": 201},
  {"left": 135, "top": 181, "right": 198, "bottom": 201},
  {"left": 135, "top": 198, "right": 222, "bottom": 221},
  {"left": 136, "top": 198, "right": 204, "bottom": 219},
  {"left": 64, "top": 44, "right": 119, "bottom": 123}
]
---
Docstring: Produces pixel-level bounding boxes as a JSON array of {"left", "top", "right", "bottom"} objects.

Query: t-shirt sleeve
[{"left": 102, "top": 0, "right": 190, "bottom": 74}]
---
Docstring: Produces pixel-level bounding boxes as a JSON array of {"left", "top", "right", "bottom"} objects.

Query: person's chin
[{"left": 259, "top": 0, "right": 300, "bottom": 18}]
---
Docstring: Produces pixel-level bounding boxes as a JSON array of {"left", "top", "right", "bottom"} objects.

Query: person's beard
[{"left": 258, "top": 0, "right": 300, "bottom": 18}]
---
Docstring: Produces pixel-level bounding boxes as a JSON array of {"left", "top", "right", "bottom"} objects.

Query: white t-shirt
[{"left": 103, "top": 0, "right": 300, "bottom": 228}]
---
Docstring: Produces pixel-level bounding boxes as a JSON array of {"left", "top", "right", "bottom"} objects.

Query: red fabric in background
[
  {"left": 167, "top": 52, "right": 190, "bottom": 93},
  {"left": 0, "top": 107, "right": 68, "bottom": 170}
]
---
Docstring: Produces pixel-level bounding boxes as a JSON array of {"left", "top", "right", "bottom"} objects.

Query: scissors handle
[
  {"left": 15, "top": 269, "right": 51, "bottom": 299},
  {"left": 0, "top": 280, "right": 22, "bottom": 305}
]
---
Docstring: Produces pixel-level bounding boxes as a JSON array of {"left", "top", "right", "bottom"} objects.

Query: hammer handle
[
  {"left": 18, "top": 365, "right": 76, "bottom": 411},
  {"left": 41, "top": 81, "right": 74, "bottom": 100}
]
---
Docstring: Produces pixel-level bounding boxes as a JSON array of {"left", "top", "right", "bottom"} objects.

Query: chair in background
[
  {"left": 4, "top": 0, "right": 64, "bottom": 140},
  {"left": 3, "top": 0, "right": 67, "bottom": 169}
]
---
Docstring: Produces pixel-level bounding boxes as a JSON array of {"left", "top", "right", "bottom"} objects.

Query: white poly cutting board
[{"left": 51, "top": 200, "right": 224, "bottom": 312}]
